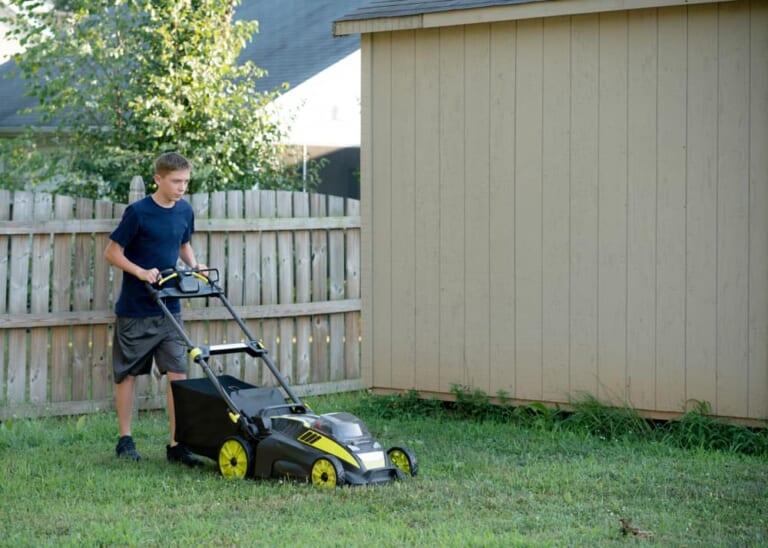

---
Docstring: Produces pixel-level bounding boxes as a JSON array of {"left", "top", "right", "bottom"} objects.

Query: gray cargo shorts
[{"left": 113, "top": 314, "right": 187, "bottom": 384}]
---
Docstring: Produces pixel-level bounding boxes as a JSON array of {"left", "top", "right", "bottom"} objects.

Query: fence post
[{"left": 129, "top": 176, "right": 145, "bottom": 203}]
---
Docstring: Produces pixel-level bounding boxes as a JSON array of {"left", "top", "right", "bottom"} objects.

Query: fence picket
[
  {"left": 72, "top": 197, "right": 93, "bottom": 401},
  {"left": 226, "top": 190, "right": 245, "bottom": 378},
  {"left": 91, "top": 200, "right": 113, "bottom": 401},
  {"left": 0, "top": 190, "right": 10, "bottom": 405},
  {"left": 311, "top": 193, "right": 329, "bottom": 383},
  {"left": 7, "top": 191, "right": 33, "bottom": 403},
  {"left": 260, "top": 190, "right": 278, "bottom": 386},
  {"left": 345, "top": 199, "right": 361, "bottom": 379},
  {"left": 242, "top": 190, "right": 262, "bottom": 385},
  {"left": 51, "top": 195, "right": 75, "bottom": 402},
  {"left": 329, "top": 196, "right": 345, "bottom": 381},
  {"left": 294, "top": 192, "right": 311, "bottom": 385},
  {"left": 29, "top": 193, "right": 52, "bottom": 402},
  {"left": 277, "top": 191, "right": 295, "bottom": 383}
]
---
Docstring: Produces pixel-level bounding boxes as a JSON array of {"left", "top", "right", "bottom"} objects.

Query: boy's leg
[
  {"left": 165, "top": 371, "right": 186, "bottom": 445},
  {"left": 114, "top": 375, "right": 141, "bottom": 461},
  {"left": 157, "top": 317, "right": 203, "bottom": 467},
  {"left": 115, "top": 375, "right": 136, "bottom": 437},
  {"left": 164, "top": 370, "right": 202, "bottom": 467},
  {"left": 112, "top": 316, "right": 156, "bottom": 461}
]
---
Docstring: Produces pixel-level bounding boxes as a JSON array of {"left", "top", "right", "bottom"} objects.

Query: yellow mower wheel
[
  {"left": 218, "top": 436, "right": 252, "bottom": 480},
  {"left": 310, "top": 456, "right": 345, "bottom": 488},
  {"left": 387, "top": 446, "right": 418, "bottom": 477}
]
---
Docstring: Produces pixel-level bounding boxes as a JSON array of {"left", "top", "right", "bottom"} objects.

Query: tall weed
[
  {"left": 656, "top": 400, "right": 768, "bottom": 455},
  {"left": 561, "top": 393, "right": 652, "bottom": 441},
  {"left": 358, "top": 387, "right": 768, "bottom": 457},
  {"left": 353, "top": 389, "right": 443, "bottom": 420}
]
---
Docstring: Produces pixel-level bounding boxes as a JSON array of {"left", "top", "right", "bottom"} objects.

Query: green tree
[{"left": 1, "top": 0, "right": 311, "bottom": 201}]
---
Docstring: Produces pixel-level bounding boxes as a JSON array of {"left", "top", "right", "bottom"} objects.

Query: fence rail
[{"left": 0, "top": 187, "right": 362, "bottom": 419}]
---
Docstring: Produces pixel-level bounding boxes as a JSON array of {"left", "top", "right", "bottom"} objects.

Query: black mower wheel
[
  {"left": 310, "top": 455, "right": 345, "bottom": 488},
  {"left": 218, "top": 436, "right": 253, "bottom": 480},
  {"left": 387, "top": 446, "right": 418, "bottom": 477}
]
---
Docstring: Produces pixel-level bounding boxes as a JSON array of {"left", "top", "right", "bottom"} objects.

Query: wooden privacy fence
[{"left": 0, "top": 186, "right": 362, "bottom": 419}]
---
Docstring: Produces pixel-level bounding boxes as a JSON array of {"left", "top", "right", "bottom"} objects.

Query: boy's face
[{"left": 154, "top": 168, "right": 191, "bottom": 203}]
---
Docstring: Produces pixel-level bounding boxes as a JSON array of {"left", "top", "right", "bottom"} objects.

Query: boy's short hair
[{"left": 155, "top": 152, "right": 192, "bottom": 175}]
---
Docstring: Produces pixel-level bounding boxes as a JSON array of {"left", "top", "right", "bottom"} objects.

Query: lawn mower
[{"left": 145, "top": 266, "right": 417, "bottom": 487}]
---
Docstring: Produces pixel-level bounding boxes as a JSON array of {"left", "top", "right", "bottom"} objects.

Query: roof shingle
[{"left": 335, "top": 0, "right": 548, "bottom": 23}]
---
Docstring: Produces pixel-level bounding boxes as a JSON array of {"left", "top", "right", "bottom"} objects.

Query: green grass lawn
[{"left": 1, "top": 392, "right": 766, "bottom": 546}]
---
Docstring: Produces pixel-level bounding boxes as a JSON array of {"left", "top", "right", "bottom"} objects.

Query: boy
[{"left": 104, "top": 152, "right": 205, "bottom": 466}]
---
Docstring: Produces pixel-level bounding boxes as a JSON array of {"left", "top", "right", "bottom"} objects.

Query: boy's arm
[
  {"left": 179, "top": 242, "right": 207, "bottom": 270},
  {"left": 104, "top": 240, "right": 160, "bottom": 283}
]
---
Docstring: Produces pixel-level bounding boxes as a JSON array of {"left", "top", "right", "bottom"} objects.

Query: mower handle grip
[
  {"left": 154, "top": 267, "right": 211, "bottom": 288},
  {"left": 144, "top": 266, "right": 222, "bottom": 300}
]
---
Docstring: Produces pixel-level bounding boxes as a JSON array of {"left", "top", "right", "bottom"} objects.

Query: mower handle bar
[{"left": 143, "top": 265, "right": 304, "bottom": 412}]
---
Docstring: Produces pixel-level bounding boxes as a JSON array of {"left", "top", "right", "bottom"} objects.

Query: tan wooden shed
[{"left": 334, "top": 0, "right": 768, "bottom": 422}]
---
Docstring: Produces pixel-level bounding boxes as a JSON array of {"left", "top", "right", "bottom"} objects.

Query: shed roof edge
[{"left": 333, "top": 0, "right": 737, "bottom": 36}]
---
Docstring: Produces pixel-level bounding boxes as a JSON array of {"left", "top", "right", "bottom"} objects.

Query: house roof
[
  {"left": 0, "top": 0, "right": 367, "bottom": 131},
  {"left": 236, "top": 0, "right": 365, "bottom": 97}
]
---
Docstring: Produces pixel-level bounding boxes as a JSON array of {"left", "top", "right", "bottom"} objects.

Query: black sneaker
[
  {"left": 167, "top": 444, "right": 204, "bottom": 467},
  {"left": 116, "top": 435, "right": 141, "bottom": 461}
]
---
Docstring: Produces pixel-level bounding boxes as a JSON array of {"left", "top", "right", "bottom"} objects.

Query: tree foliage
[{"left": 1, "top": 0, "right": 314, "bottom": 201}]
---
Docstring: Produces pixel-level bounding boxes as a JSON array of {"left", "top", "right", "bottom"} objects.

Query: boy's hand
[
  {"left": 193, "top": 263, "right": 209, "bottom": 278},
  {"left": 136, "top": 267, "right": 160, "bottom": 283}
]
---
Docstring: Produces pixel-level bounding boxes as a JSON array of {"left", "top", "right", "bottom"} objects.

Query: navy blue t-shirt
[{"left": 109, "top": 196, "right": 194, "bottom": 317}]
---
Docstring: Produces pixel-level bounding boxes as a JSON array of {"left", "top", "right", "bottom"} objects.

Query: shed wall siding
[{"left": 361, "top": 0, "right": 768, "bottom": 419}]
